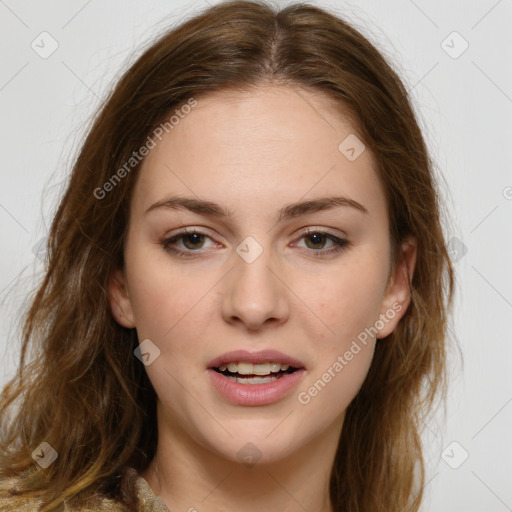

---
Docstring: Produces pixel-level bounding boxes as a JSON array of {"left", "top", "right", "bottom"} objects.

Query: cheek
[
  {"left": 300, "top": 256, "right": 387, "bottom": 347},
  {"left": 298, "top": 281, "right": 379, "bottom": 414},
  {"left": 302, "top": 343, "right": 375, "bottom": 417},
  {"left": 124, "top": 246, "right": 208, "bottom": 342},
  {"left": 293, "top": 255, "right": 385, "bottom": 409},
  {"left": 125, "top": 258, "right": 212, "bottom": 392}
]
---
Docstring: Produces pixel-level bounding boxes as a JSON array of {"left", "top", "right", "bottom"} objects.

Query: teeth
[
  {"left": 217, "top": 362, "right": 293, "bottom": 375},
  {"left": 224, "top": 374, "right": 280, "bottom": 385}
]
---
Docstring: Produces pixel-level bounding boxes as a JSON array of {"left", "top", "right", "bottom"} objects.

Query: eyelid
[
  {"left": 299, "top": 226, "right": 348, "bottom": 239},
  {"left": 163, "top": 224, "right": 217, "bottom": 236}
]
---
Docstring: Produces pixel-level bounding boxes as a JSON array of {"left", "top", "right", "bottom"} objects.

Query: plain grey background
[{"left": 1, "top": 1, "right": 511, "bottom": 511}]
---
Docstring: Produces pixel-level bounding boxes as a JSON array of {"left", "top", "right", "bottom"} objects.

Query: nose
[{"left": 221, "top": 245, "right": 290, "bottom": 331}]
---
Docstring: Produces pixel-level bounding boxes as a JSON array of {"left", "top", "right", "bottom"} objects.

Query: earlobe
[
  {"left": 107, "top": 268, "right": 136, "bottom": 328},
  {"left": 376, "top": 237, "right": 417, "bottom": 339}
]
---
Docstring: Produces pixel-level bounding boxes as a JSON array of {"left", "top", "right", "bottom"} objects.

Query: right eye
[{"left": 161, "top": 228, "right": 219, "bottom": 257}]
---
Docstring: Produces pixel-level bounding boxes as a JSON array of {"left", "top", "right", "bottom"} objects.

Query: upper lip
[{"left": 207, "top": 349, "right": 306, "bottom": 369}]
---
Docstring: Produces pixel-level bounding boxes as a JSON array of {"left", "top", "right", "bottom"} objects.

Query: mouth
[
  {"left": 206, "top": 349, "right": 306, "bottom": 387},
  {"left": 212, "top": 362, "right": 300, "bottom": 385}
]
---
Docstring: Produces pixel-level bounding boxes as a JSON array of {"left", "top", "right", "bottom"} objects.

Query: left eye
[{"left": 297, "top": 231, "right": 341, "bottom": 250}]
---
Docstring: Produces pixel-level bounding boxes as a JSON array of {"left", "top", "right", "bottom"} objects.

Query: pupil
[
  {"left": 184, "top": 233, "right": 203, "bottom": 249},
  {"left": 307, "top": 233, "right": 324, "bottom": 249}
]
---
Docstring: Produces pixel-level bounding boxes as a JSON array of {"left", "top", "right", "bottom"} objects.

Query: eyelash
[{"left": 161, "top": 228, "right": 350, "bottom": 259}]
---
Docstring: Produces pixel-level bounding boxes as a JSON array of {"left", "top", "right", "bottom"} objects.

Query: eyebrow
[{"left": 145, "top": 195, "right": 368, "bottom": 221}]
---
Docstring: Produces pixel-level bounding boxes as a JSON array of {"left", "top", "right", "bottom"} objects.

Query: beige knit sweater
[{"left": 0, "top": 468, "right": 170, "bottom": 511}]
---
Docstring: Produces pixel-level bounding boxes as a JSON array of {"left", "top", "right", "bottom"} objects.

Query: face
[{"left": 108, "top": 85, "right": 416, "bottom": 466}]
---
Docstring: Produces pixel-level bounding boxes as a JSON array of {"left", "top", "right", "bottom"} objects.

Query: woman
[{"left": 0, "top": 1, "right": 455, "bottom": 511}]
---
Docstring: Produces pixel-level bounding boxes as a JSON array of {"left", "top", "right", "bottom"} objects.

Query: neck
[{"left": 141, "top": 409, "right": 342, "bottom": 512}]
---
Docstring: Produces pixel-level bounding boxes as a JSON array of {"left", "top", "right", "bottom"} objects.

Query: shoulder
[
  {"left": 0, "top": 475, "right": 124, "bottom": 511},
  {"left": 0, "top": 469, "right": 168, "bottom": 512},
  {"left": 0, "top": 476, "right": 37, "bottom": 512}
]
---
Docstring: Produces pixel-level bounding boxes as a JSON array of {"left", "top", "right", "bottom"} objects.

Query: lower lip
[{"left": 207, "top": 368, "right": 306, "bottom": 406}]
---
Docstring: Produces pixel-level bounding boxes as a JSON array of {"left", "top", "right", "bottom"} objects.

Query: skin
[{"left": 108, "top": 85, "right": 417, "bottom": 512}]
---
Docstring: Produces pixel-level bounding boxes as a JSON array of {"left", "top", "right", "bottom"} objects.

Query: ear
[
  {"left": 375, "top": 236, "right": 417, "bottom": 339},
  {"left": 107, "top": 268, "right": 136, "bottom": 328}
]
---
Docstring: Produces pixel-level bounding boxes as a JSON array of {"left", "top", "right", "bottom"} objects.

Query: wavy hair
[{"left": 0, "top": 1, "right": 456, "bottom": 510}]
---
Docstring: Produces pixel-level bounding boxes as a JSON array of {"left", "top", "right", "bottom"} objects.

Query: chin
[{"left": 205, "top": 432, "right": 299, "bottom": 467}]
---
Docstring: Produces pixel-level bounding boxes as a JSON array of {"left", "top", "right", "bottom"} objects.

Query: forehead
[{"left": 132, "top": 85, "right": 387, "bottom": 224}]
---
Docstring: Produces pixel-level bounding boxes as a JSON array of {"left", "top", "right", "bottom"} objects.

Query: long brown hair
[{"left": 0, "top": 1, "right": 456, "bottom": 510}]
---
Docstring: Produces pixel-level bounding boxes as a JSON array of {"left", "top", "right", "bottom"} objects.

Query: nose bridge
[{"left": 222, "top": 235, "right": 288, "bottom": 329}]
